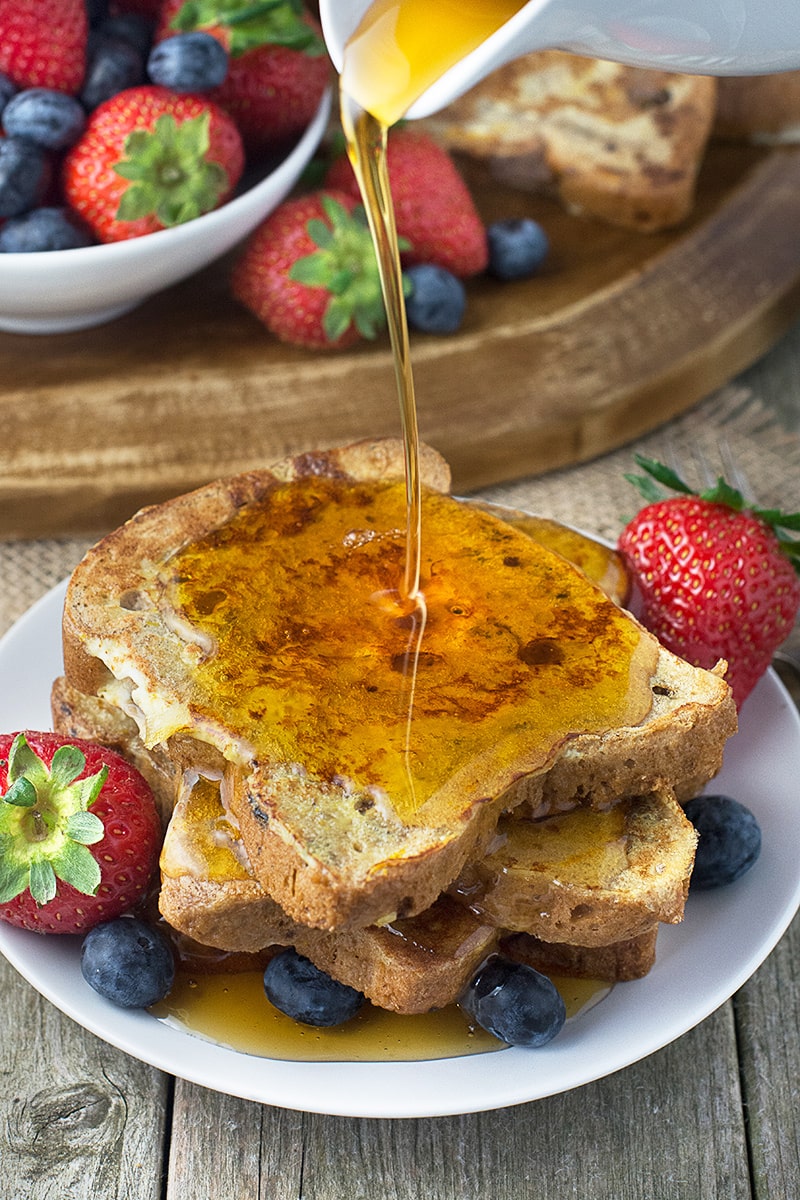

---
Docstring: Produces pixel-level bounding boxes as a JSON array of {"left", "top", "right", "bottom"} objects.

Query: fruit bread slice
[
  {"left": 419, "top": 50, "right": 717, "bottom": 232},
  {"left": 450, "top": 790, "right": 697, "bottom": 946},
  {"left": 156, "top": 772, "right": 664, "bottom": 1012},
  {"left": 56, "top": 438, "right": 735, "bottom": 931}
]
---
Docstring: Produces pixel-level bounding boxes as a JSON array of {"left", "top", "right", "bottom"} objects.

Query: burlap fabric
[{"left": 1, "top": 384, "right": 798, "bottom": 651}]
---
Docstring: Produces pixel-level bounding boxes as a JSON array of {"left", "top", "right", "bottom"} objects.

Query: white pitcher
[{"left": 320, "top": 0, "right": 800, "bottom": 120}]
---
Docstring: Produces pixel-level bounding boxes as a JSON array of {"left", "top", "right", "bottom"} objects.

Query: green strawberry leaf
[
  {"left": 49, "top": 744, "right": 87, "bottom": 789},
  {"left": 306, "top": 218, "right": 334, "bottom": 249},
  {"left": 0, "top": 851, "right": 29, "bottom": 905},
  {"left": 29, "top": 859, "right": 57, "bottom": 906},
  {"left": 114, "top": 112, "right": 229, "bottom": 229},
  {"left": 66, "top": 811, "right": 105, "bottom": 846},
  {"left": 78, "top": 766, "right": 109, "bottom": 809},
  {"left": 289, "top": 252, "right": 335, "bottom": 288},
  {"left": 172, "top": 0, "right": 325, "bottom": 57},
  {"left": 2, "top": 777, "right": 37, "bottom": 808},
  {"left": 7, "top": 734, "right": 48, "bottom": 789},
  {"left": 51, "top": 841, "right": 102, "bottom": 897}
]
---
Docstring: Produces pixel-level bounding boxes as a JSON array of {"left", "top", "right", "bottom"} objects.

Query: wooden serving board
[{"left": 3, "top": 141, "right": 800, "bottom": 540}]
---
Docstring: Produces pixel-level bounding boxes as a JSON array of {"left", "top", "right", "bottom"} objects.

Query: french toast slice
[
  {"left": 55, "top": 438, "right": 735, "bottom": 931},
  {"left": 451, "top": 790, "right": 697, "bottom": 946},
  {"left": 419, "top": 50, "right": 717, "bottom": 232},
  {"left": 156, "top": 772, "right": 668, "bottom": 1011}
]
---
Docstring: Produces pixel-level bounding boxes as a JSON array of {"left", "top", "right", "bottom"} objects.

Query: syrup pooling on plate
[
  {"left": 164, "top": 481, "right": 656, "bottom": 826},
  {"left": 152, "top": 966, "right": 608, "bottom": 1063}
]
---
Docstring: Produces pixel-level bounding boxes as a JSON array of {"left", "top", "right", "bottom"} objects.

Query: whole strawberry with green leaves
[
  {"left": 0, "top": 732, "right": 161, "bottom": 935},
  {"left": 618, "top": 455, "right": 800, "bottom": 708},
  {"left": 232, "top": 189, "right": 390, "bottom": 349},
  {"left": 325, "top": 128, "right": 489, "bottom": 279},
  {"left": 0, "top": 0, "right": 88, "bottom": 94},
  {"left": 156, "top": 0, "right": 331, "bottom": 148},
  {"left": 62, "top": 85, "right": 245, "bottom": 243}
]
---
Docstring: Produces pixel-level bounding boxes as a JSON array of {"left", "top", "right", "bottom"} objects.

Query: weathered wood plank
[
  {"left": 0, "top": 958, "right": 170, "bottom": 1200},
  {"left": 3, "top": 145, "right": 800, "bottom": 538},
  {"left": 161, "top": 1007, "right": 748, "bottom": 1200},
  {"left": 736, "top": 912, "right": 800, "bottom": 1200}
]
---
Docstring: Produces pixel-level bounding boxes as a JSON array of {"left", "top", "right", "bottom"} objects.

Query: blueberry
[
  {"left": 2, "top": 88, "right": 86, "bottom": 151},
  {"left": 487, "top": 217, "right": 549, "bottom": 280},
  {"left": 81, "top": 917, "right": 175, "bottom": 1009},
  {"left": 404, "top": 263, "right": 466, "bottom": 334},
  {"left": 0, "top": 73, "right": 16, "bottom": 119},
  {"left": 0, "top": 137, "right": 47, "bottom": 219},
  {"left": 263, "top": 948, "right": 365, "bottom": 1027},
  {"left": 684, "top": 794, "right": 762, "bottom": 889},
  {"left": 147, "top": 33, "right": 229, "bottom": 93},
  {"left": 81, "top": 32, "right": 145, "bottom": 111},
  {"left": 0, "top": 207, "right": 94, "bottom": 252},
  {"left": 460, "top": 956, "right": 566, "bottom": 1047}
]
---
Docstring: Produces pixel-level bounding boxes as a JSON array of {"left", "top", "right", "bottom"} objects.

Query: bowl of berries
[{"left": 0, "top": 0, "right": 332, "bottom": 334}]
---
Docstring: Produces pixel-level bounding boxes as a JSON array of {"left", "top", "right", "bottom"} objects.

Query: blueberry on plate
[
  {"left": 263, "top": 948, "right": 365, "bottom": 1027},
  {"left": 684, "top": 794, "right": 762, "bottom": 889},
  {"left": 81, "top": 32, "right": 145, "bottom": 111},
  {"left": 2, "top": 88, "right": 86, "bottom": 151},
  {"left": 460, "top": 956, "right": 566, "bottom": 1047},
  {"left": 81, "top": 917, "right": 175, "bottom": 1008},
  {"left": 487, "top": 217, "right": 549, "bottom": 281},
  {"left": 147, "top": 33, "right": 229, "bottom": 93},
  {"left": 0, "top": 137, "right": 47, "bottom": 219},
  {"left": 404, "top": 263, "right": 466, "bottom": 334},
  {"left": 0, "top": 207, "right": 94, "bottom": 252}
]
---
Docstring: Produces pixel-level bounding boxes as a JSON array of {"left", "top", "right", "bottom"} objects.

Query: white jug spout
[{"left": 320, "top": 0, "right": 800, "bottom": 121}]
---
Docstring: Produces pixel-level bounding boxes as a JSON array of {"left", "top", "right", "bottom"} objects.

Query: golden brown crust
[
  {"left": 420, "top": 51, "right": 717, "bottom": 232},
  {"left": 501, "top": 927, "right": 659, "bottom": 982}
]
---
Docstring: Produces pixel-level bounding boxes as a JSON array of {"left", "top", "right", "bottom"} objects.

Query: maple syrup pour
[
  {"left": 341, "top": 96, "right": 422, "bottom": 607},
  {"left": 167, "top": 482, "right": 656, "bottom": 826},
  {"left": 339, "top": 0, "right": 526, "bottom": 604},
  {"left": 151, "top": 967, "right": 609, "bottom": 1063}
]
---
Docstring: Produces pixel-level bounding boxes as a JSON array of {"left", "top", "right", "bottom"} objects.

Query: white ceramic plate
[{"left": 1, "top": 580, "right": 799, "bottom": 1118}]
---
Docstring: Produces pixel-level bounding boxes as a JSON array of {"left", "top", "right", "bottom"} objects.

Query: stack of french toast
[{"left": 51, "top": 439, "right": 737, "bottom": 1019}]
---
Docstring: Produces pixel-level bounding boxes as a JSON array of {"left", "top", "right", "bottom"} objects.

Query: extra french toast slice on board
[
  {"left": 156, "top": 773, "right": 663, "bottom": 1012},
  {"left": 56, "top": 437, "right": 735, "bottom": 931},
  {"left": 419, "top": 50, "right": 717, "bottom": 232}
]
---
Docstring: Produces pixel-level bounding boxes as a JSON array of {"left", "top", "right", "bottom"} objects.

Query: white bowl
[{"left": 0, "top": 89, "right": 331, "bottom": 335}]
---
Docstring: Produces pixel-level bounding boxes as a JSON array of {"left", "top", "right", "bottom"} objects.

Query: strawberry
[
  {"left": 62, "top": 85, "right": 244, "bottom": 242},
  {"left": 156, "top": 0, "right": 331, "bottom": 149},
  {"left": 325, "top": 128, "right": 489, "bottom": 279},
  {"left": 0, "top": 732, "right": 161, "bottom": 935},
  {"left": 618, "top": 456, "right": 800, "bottom": 708},
  {"left": 231, "top": 189, "right": 388, "bottom": 349},
  {"left": 0, "top": 0, "right": 88, "bottom": 95}
]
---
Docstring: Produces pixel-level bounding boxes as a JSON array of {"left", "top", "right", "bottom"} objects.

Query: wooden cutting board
[{"left": 3, "top": 141, "right": 800, "bottom": 540}]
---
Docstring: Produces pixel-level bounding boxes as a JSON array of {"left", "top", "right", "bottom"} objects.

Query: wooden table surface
[{"left": 1, "top": 319, "right": 800, "bottom": 1199}]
